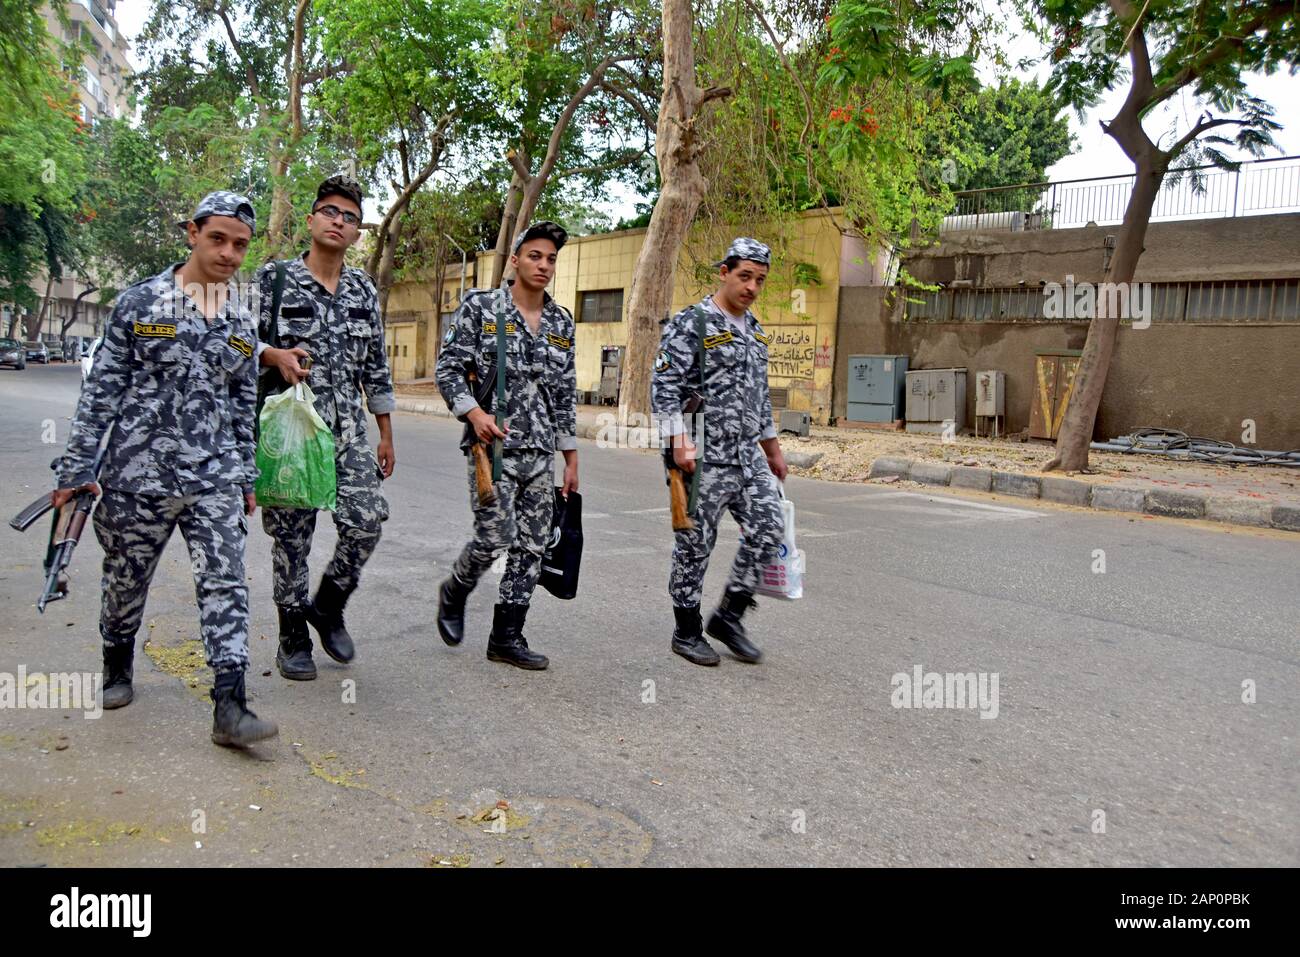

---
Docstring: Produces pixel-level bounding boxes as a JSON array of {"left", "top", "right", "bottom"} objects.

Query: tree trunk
[
  {"left": 377, "top": 217, "right": 403, "bottom": 320},
  {"left": 266, "top": 0, "right": 311, "bottom": 258},
  {"left": 27, "top": 272, "right": 56, "bottom": 342},
  {"left": 1045, "top": 164, "right": 1162, "bottom": 470},
  {"left": 490, "top": 168, "right": 525, "bottom": 288},
  {"left": 620, "top": 0, "right": 726, "bottom": 420}
]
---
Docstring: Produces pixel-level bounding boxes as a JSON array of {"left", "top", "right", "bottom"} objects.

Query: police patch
[
  {"left": 546, "top": 333, "right": 572, "bottom": 350},
  {"left": 654, "top": 350, "right": 671, "bottom": 372},
  {"left": 443, "top": 326, "right": 455, "bottom": 346},
  {"left": 482, "top": 321, "right": 517, "bottom": 334},
  {"left": 703, "top": 331, "right": 734, "bottom": 349},
  {"left": 133, "top": 322, "right": 176, "bottom": 338},
  {"left": 227, "top": 334, "right": 253, "bottom": 358}
]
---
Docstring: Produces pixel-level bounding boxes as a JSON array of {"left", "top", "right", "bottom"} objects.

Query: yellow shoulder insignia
[
  {"left": 702, "top": 330, "right": 735, "bottom": 349},
  {"left": 546, "top": 333, "right": 572, "bottom": 350},
  {"left": 227, "top": 335, "right": 253, "bottom": 358},
  {"left": 754, "top": 330, "right": 771, "bottom": 346}
]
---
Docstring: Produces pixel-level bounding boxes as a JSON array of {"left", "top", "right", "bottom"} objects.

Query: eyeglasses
[{"left": 313, "top": 204, "right": 361, "bottom": 226}]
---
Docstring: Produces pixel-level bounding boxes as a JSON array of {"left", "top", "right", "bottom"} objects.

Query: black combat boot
[
  {"left": 486, "top": 602, "right": 549, "bottom": 670},
  {"left": 436, "top": 573, "right": 474, "bottom": 646},
  {"left": 305, "top": 577, "right": 356, "bottom": 663},
  {"left": 210, "top": 669, "right": 278, "bottom": 747},
  {"left": 102, "top": 642, "right": 135, "bottom": 709},
  {"left": 275, "top": 605, "right": 316, "bottom": 680},
  {"left": 671, "top": 605, "right": 719, "bottom": 667},
  {"left": 706, "top": 588, "right": 763, "bottom": 663}
]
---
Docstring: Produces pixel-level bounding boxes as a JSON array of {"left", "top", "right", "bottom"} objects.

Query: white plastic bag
[{"left": 756, "top": 485, "right": 804, "bottom": 600}]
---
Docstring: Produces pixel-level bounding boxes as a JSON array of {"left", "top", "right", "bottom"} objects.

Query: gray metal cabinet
[
  {"left": 846, "top": 354, "right": 909, "bottom": 423},
  {"left": 905, "top": 368, "right": 967, "bottom": 434}
]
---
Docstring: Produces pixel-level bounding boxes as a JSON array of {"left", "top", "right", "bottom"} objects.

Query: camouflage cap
[
  {"left": 513, "top": 220, "right": 568, "bottom": 254},
  {"left": 315, "top": 173, "right": 364, "bottom": 210},
  {"left": 180, "top": 190, "right": 256, "bottom": 232},
  {"left": 717, "top": 237, "right": 771, "bottom": 267}
]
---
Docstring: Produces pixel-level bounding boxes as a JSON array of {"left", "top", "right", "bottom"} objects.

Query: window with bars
[{"left": 579, "top": 289, "right": 624, "bottom": 323}]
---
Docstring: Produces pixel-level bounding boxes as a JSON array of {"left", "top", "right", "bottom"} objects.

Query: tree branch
[
  {"left": 598, "top": 79, "right": 657, "bottom": 130},
  {"left": 506, "top": 149, "right": 533, "bottom": 183},
  {"left": 216, "top": 4, "right": 261, "bottom": 101},
  {"left": 557, "top": 146, "right": 650, "bottom": 181},
  {"left": 1165, "top": 116, "right": 1249, "bottom": 160}
]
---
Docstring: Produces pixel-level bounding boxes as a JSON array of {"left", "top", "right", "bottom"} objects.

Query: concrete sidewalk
[{"left": 392, "top": 388, "right": 1299, "bottom": 534}]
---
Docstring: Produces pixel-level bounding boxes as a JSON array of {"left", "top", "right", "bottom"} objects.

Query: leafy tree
[
  {"left": 924, "top": 77, "right": 1076, "bottom": 192},
  {"left": 1023, "top": 0, "right": 1297, "bottom": 471}
]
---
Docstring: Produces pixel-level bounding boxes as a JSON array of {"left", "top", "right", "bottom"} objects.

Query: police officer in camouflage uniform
[
  {"left": 255, "top": 175, "right": 396, "bottom": 680},
  {"left": 433, "top": 221, "right": 578, "bottom": 670},
  {"left": 652, "top": 238, "right": 788, "bottom": 667},
  {"left": 52, "top": 191, "right": 277, "bottom": 747}
]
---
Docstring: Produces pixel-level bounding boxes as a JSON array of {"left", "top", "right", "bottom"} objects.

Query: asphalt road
[{"left": 1, "top": 363, "right": 1296, "bottom": 867}]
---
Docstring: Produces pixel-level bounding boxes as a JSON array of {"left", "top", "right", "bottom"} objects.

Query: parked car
[
  {"left": 0, "top": 338, "right": 26, "bottom": 370},
  {"left": 81, "top": 337, "right": 103, "bottom": 381},
  {"left": 24, "top": 341, "right": 48, "bottom": 363},
  {"left": 46, "top": 341, "right": 65, "bottom": 361}
]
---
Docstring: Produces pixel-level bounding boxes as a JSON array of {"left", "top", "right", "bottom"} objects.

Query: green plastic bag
[{"left": 254, "top": 383, "right": 337, "bottom": 510}]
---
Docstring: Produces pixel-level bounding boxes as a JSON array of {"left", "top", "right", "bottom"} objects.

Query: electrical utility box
[
  {"left": 905, "top": 368, "right": 967, "bottom": 434},
  {"left": 974, "top": 370, "right": 1006, "bottom": 438},
  {"left": 975, "top": 371, "right": 1005, "bottom": 416},
  {"left": 846, "top": 355, "right": 909, "bottom": 423},
  {"left": 598, "top": 346, "right": 622, "bottom": 405}
]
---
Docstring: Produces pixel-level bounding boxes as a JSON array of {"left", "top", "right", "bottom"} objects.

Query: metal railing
[{"left": 944, "top": 156, "right": 1300, "bottom": 233}]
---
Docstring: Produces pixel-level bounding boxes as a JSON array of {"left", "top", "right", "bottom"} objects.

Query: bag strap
[{"left": 493, "top": 291, "right": 508, "bottom": 481}]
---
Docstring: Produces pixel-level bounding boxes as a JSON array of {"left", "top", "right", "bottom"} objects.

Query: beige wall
[{"left": 457, "top": 209, "right": 846, "bottom": 421}]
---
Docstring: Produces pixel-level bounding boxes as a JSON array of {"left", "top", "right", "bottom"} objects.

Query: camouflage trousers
[
  {"left": 670, "top": 443, "right": 785, "bottom": 608},
  {"left": 262, "top": 440, "right": 388, "bottom": 607},
  {"left": 93, "top": 485, "right": 250, "bottom": 673},
  {"left": 452, "top": 448, "right": 554, "bottom": 605}
]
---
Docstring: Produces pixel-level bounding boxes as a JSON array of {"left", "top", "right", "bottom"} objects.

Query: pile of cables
[{"left": 1091, "top": 428, "right": 1300, "bottom": 467}]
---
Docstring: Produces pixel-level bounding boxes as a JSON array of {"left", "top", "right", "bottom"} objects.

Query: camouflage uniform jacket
[
  {"left": 434, "top": 282, "right": 577, "bottom": 455},
  {"left": 651, "top": 295, "right": 778, "bottom": 467},
  {"left": 54, "top": 264, "right": 259, "bottom": 496}
]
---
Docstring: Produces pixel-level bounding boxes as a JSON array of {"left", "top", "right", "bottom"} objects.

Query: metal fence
[
  {"left": 903, "top": 278, "right": 1300, "bottom": 323},
  {"left": 944, "top": 156, "right": 1300, "bottom": 233}
]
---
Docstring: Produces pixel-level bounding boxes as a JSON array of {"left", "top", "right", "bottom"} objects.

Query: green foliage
[
  {"left": 0, "top": 0, "right": 91, "bottom": 306},
  {"left": 923, "top": 78, "right": 1075, "bottom": 191},
  {"left": 1022, "top": 0, "right": 1296, "bottom": 168}
]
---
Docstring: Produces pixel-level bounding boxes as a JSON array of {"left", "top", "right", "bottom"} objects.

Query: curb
[
  {"left": 393, "top": 399, "right": 1298, "bottom": 534},
  {"left": 854, "top": 455, "right": 1298, "bottom": 533}
]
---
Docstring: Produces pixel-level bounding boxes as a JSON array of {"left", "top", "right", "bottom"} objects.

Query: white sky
[{"left": 110, "top": 0, "right": 1299, "bottom": 219}]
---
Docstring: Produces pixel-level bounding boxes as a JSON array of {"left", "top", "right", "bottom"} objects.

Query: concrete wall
[
  {"left": 837, "top": 289, "right": 1300, "bottom": 449},
  {"left": 909, "top": 213, "right": 1300, "bottom": 285}
]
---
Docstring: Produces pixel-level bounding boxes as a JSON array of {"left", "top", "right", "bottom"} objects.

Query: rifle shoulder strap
[
  {"left": 493, "top": 291, "right": 508, "bottom": 481},
  {"left": 688, "top": 306, "right": 708, "bottom": 513}
]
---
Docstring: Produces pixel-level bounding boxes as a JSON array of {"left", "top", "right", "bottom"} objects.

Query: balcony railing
[{"left": 944, "top": 155, "right": 1300, "bottom": 233}]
